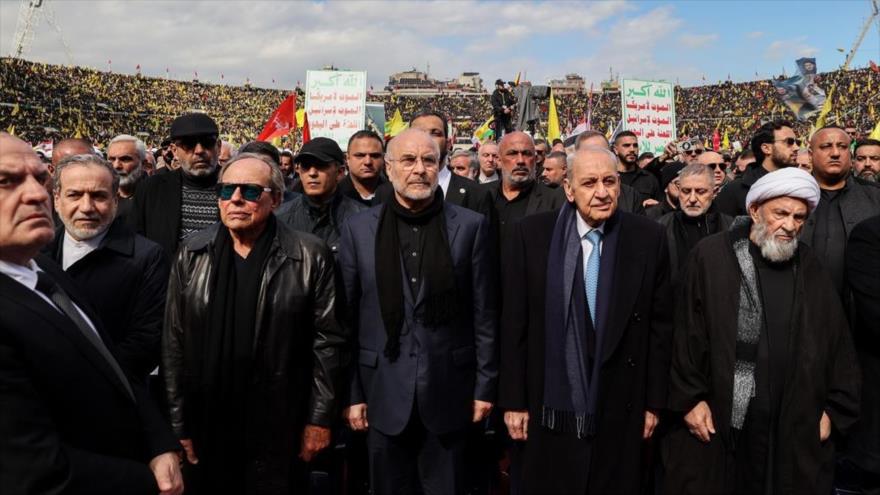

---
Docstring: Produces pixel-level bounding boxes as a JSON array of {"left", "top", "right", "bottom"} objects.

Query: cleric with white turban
[{"left": 745, "top": 167, "right": 820, "bottom": 213}]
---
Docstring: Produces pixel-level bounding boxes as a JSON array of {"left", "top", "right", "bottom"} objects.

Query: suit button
[
  {"left": 626, "top": 357, "right": 636, "bottom": 367},
  {"left": 626, "top": 402, "right": 633, "bottom": 411},
  {"left": 632, "top": 312, "right": 641, "bottom": 322}
]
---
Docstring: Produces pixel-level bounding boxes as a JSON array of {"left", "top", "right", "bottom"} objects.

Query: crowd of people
[
  {"left": 2, "top": 55, "right": 880, "bottom": 495},
  {"left": 3, "top": 57, "right": 879, "bottom": 151}
]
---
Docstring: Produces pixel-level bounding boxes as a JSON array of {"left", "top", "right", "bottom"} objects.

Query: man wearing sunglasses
[
  {"left": 162, "top": 152, "right": 348, "bottom": 493},
  {"left": 277, "top": 137, "right": 366, "bottom": 256},
  {"left": 697, "top": 150, "right": 730, "bottom": 195},
  {"left": 715, "top": 120, "right": 799, "bottom": 217},
  {"left": 130, "top": 113, "right": 222, "bottom": 257}
]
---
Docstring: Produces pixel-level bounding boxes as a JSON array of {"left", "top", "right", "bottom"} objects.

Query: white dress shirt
[
  {"left": 62, "top": 229, "right": 107, "bottom": 270},
  {"left": 0, "top": 258, "right": 101, "bottom": 338},
  {"left": 576, "top": 212, "right": 605, "bottom": 260},
  {"left": 438, "top": 164, "right": 452, "bottom": 197}
]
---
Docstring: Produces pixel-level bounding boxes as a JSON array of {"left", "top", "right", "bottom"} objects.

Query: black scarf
[
  {"left": 375, "top": 189, "right": 457, "bottom": 362},
  {"left": 188, "top": 215, "right": 276, "bottom": 486}
]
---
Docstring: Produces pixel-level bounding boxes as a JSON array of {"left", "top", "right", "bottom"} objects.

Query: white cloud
[
  {"left": 746, "top": 31, "right": 764, "bottom": 39},
  {"left": 765, "top": 37, "right": 819, "bottom": 61},
  {"left": 678, "top": 33, "right": 719, "bottom": 48}
]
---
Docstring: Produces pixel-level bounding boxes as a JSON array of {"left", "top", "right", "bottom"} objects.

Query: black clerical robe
[{"left": 664, "top": 223, "right": 861, "bottom": 495}]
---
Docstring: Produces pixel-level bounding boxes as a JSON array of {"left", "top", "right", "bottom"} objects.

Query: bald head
[
  {"left": 385, "top": 129, "right": 441, "bottom": 209},
  {"left": 52, "top": 138, "right": 94, "bottom": 167},
  {"left": 498, "top": 131, "right": 536, "bottom": 187},
  {"left": 567, "top": 146, "right": 618, "bottom": 182},
  {"left": 387, "top": 128, "right": 440, "bottom": 159},
  {"left": 498, "top": 131, "right": 534, "bottom": 154},
  {"left": 810, "top": 126, "right": 850, "bottom": 147}
]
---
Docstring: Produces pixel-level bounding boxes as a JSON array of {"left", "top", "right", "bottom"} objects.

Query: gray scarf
[{"left": 731, "top": 229, "right": 763, "bottom": 429}]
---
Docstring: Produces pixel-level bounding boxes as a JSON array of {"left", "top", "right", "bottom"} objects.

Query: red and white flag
[{"left": 257, "top": 93, "right": 297, "bottom": 142}]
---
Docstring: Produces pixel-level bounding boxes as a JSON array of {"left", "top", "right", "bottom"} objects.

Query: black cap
[
  {"left": 294, "top": 137, "right": 344, "bottom": 165},
  {"left": 660, "top": 162, "right": 685, "bottom": 191},
  {"left": 495, "top": 79, "right": 504, "bottom": 86},
  {"left": 170, "top": 113, "right": 219, "bottom": 139}
]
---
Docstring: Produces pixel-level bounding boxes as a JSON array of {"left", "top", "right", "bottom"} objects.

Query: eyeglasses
[
  {"left": 683, "top": 149, "right": 704, "bottom": 156},
  {"left": 705, "top": 162, "right": 725, "bottom": 170},
  {"left": 216, "top": 183, "right": 273, "bottom": 201},
  {"left": 390, "top": 155, "right": 440, "bottom": 169},
  {"left": 176, "top": 135, "right": 218, "bottom": 150},
  {"left": 774, "top": 137, "right": 801, "bottom": 147}
]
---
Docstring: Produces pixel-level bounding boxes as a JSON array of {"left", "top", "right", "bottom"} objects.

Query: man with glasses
[
  {"left": 162, "top": 152, "right": 348, "bottom": 493},
  {"left": 484, "top": 131, "right": 566, "bottom": 241},
  {"left": 801, "top": 126, "right": 880, "bottom": 297},
  {"left": 130, "top": 113, "right": 222, "bottom": 257},
  {"left": 696, "top": 150, "right": 729, "bottom": 195},
  {"left": 715, "top": 120, "right": 799, "bottom": 216},
  {"left": 534, "top": 138, "right": 549, "bottom": 178},
  {"left": 107, "top": 134, "right": 147, "bottom": 222},
  {"left": 339, "top": 129, "right": 497, "bottom": 494}
]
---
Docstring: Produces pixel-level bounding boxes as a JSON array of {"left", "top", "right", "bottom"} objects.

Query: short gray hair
[
  {"left": 109, "top": 134, "right": 146, "bottom": 162},
  {"left": 566, "top": 146, "right": 618, "bottom": 181},
  {"left": 677, "top": 163, "right": 714, "bottom": 183},
  {"left": 54, "top": 154, "right": 120, "bottom": 195},
  {"left": 450, "top": 149, "right": 478, "bottom": 173},
  {"left": 219, "top": 152, "right": 284, "bottom": 195}
]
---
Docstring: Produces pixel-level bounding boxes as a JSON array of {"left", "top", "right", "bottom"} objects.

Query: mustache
[{"left": 512, "top": 165, "right": 530, "bottom": 174}]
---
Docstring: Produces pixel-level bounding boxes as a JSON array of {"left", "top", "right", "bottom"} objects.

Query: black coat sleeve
[
  {"left": 646, "top": 228, "right": 674, "bottom": 411},
  {"left": 667, "top": 251, "right": 712, "bottom": 413},
  {"left": 846, "top": 215, "right": 880, "bottom": 341}
]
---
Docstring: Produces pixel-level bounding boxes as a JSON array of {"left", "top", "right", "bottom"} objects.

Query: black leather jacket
[{"left": 162, "top": 219, "right": 349, "bottom": 443}]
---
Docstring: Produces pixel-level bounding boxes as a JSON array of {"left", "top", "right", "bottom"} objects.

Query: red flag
[
  {"left": 871, "top": 60, "right": 879, "bottom": 73},
  {"left": 712, "top": 128, "right": 721, "bottom": 151},
  {"left": 257, "top": 94, "right": 297, "bottom": 142},
  {"left": 301, "top": 112, "right": 311, "bottom": 144}
]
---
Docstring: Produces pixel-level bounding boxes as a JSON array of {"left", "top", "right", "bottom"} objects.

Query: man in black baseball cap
[
  {"left": 277, "top": 137, "right": 366, "bottom": 256},
  {"left": 129, "top": 113, "right": 222, "bottom": 256}
]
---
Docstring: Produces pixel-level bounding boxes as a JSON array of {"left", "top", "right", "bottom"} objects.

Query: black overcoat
[
  {"left": 664, "top": 225, "right": 861, "bottom": 495},
  {"left": 499, "top": 209, "right": 673, "bottom": 495}
]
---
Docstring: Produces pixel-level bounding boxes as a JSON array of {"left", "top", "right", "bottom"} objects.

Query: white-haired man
[
  {"left": 107, "top": 134, "right": 147, "bottom": 221},
  {"left": 665, "top": 167, "right": 861, "bottom": 495}
]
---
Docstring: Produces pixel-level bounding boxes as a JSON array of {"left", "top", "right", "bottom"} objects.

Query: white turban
[{"left": 745, "top": 167, "right": 821, "bottom": 213}]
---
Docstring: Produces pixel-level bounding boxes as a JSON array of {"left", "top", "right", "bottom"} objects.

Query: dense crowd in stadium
[{"left": 1, "top": 57, "right": 878, "bottom": 149}]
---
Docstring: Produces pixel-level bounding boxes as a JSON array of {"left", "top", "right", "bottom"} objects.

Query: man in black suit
[
  {"left": 339, "top": 129, "right": 497, "bottom": 494},
  {"left": 0, "top": 132, "right": 182, "bottom": 495},
  {"left": 44, "top": 154, "right": 169, "bottom": 382},
  {"left": 499, "top": 146, "right": 673, "bottom": 494},
  {"left": 484, "top": 131, "right": 567, "bottom": 241}
]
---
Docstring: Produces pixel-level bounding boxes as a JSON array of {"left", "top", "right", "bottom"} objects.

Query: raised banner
[
  {"left": 771, "top": 57, "right": 826, "bottom": 121},
  {"left": 305, "top": 70, "right": 367, "bottom": 150},
  {"left": 620, "top": 79, "right": 676, "bottom": 154}
]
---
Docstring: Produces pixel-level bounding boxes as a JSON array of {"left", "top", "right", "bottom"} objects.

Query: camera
[{"left": 679, "top": 141, "right": 693, "bottom": 152}]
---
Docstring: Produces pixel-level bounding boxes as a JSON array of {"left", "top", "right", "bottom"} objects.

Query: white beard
[{"left": 752, "top": 220, "right": 799, "bottom": 262}]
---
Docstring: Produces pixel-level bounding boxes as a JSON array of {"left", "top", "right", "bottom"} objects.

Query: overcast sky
[{"left": 1, "top": 0, "right": 878, "bottom": 90}]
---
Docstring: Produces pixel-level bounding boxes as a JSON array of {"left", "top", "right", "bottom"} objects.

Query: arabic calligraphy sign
[
  {"left": 621, "top": 79, "right": 676, "bottom": 154},
  {"left": 305, "top": 70, "right": 367, "bottom": 150}
]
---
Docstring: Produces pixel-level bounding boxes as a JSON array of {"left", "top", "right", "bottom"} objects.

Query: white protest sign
[
  {"left": 621, "top": 79, "right": 676, "bottom": 155},
  {"left": 305, "top": 70, "right": 367, "bottom": 150}
]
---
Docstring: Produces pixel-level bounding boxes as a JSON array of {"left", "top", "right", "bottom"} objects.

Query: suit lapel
[{"left": 0, "top": 272, "right": 135, "bottom": 401}]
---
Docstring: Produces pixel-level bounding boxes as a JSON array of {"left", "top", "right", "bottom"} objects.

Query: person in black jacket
[
  {"left": 0, "top": 132, "right": 182, "bottom": 495},
  {"left": 840, "top": 214, "right": 880, "bottom": 495},
  {"left": 162, "top": 153, "right": 349, "bottom": 494},
  {"left": 129, "top": 113, "right": 222, "bottom": 258},
  {"left": 714, "top": 120, "right": 800, "bottom": 216},
  {"left": 613, "top": 130, "right": 660, "bottom": 204},
  {"left": 276, "top": 137, "right": 366, "bottom": 256},
  {"left": 46, "top": 154, "right": 169, "bottom": 381},
  {"left": 490, "top": 79, "right": 514, "bottom": 139},
  {"left": 340, "top": 130, "right": 387, "bottom": 206}
]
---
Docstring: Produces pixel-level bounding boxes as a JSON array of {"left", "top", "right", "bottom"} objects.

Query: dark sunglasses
[
  {"left": 216, "top": 183, "right": 272, "bottom": 201},
  {"left": 705, "top": 162, "right": 725, "bottom": 170},
  {"left": 684, "top": 149, "right": 704, "bottom": 156},
  {"left": 774, "top": 137, "right": 801, "bottom": 147},
  {"left": 176, "top": 135, "right": 218, "bottom": 150}
]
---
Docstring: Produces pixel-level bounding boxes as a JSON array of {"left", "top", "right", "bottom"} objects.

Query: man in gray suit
[{"left": 339, "top": 129, "right": 498, "bottom": 495}]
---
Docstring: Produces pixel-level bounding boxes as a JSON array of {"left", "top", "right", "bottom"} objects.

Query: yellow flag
[
  {"left": 514, "top": 72, "right": 521, "bottom": 86},
  {"left": 473, "top": 116, "right": 495, "bottom": 143},
  {"left": 547, "top": 90, "right": 561, "bottom": 142},
  {"left": 11, "top": 103, "right": 20, "bottom": 116},
  {"left": 295, "top": 108, "right": 305, "bottom": 127},
  {"left": 722, "top": 130, "right": 730, "bottom": 150},
  {"left": 384, "top": 109, "right": 408, "bottom": 138},
  {"left": 869, "top": 120, "right": 880, "bottom": 140},
  {"left": 848, "top": 80, "right": 855, "bottom": 94},
  {"left": 6, "top": 124, "right": 14, "bottom": 136},
  {"left": 814, "top": 86, "right": 835, "bottom": 131}
]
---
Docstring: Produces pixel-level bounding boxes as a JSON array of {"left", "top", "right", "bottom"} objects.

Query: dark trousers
[{"left": 367, "top": 410, "right": 467, "bottom": 495}]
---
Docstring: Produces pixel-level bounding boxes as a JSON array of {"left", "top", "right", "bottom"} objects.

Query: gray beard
[
  {"left": 752, "top": 220, "right": 798, "bottom": 263},
  {"left": 118, "top": 166, "right": 144, "bottom": 189}
]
